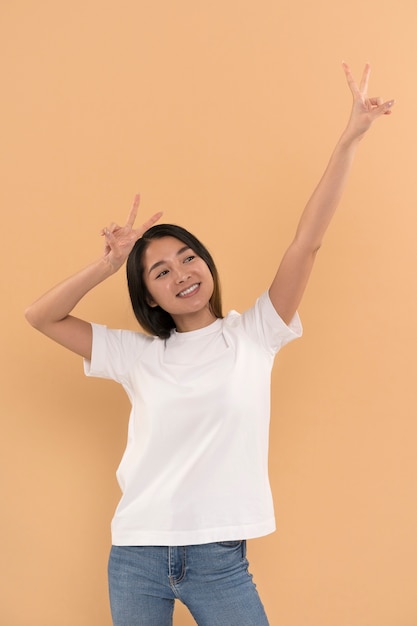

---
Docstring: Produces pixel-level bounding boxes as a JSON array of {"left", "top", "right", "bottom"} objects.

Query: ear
[{"left": 147, "top": 296, "right": 158, "bottom": 308}]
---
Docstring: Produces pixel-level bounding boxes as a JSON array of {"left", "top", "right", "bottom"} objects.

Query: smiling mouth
[{"left": 177, "top": 283, "right": 200, "bottom": 297}]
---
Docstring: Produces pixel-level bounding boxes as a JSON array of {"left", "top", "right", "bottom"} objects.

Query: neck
[{"left": 173, "top": 308, "right": 218, "bottom": 333}]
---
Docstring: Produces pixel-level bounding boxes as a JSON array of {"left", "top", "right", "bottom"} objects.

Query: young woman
[{"left": 25, "top": 64, "right": 393, "bottom": 626}]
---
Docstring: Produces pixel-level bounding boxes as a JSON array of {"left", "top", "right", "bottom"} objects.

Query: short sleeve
[
  {"left": 238, "top": 291, "right": 303, "bottom": 355},
  {"left": 83, "top": 323, "right": 152, "bottom": 384}
]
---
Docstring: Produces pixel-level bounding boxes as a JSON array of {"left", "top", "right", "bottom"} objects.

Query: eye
[
  {"left": 155, "top": 269, "right": 169, "bottom": 279},
  {"left": 184, "top": 255, "right": 195, "bottom": 263}
]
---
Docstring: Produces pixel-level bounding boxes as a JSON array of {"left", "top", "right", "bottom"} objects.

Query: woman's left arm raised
[{"left": 269, "top": 63, "right": 394, "bottom": 325}]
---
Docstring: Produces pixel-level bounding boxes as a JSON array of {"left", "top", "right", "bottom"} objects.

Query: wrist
[
  {"left": 98, "top": 255, "right": 120, "bottom": 277},
  {"left": 336, "top": 128, "right": 363, "bottom": 151}
]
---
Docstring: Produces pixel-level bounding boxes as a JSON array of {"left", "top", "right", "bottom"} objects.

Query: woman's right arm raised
[{"left": 24, "top": 196, "right": 162, "bottom": 360}]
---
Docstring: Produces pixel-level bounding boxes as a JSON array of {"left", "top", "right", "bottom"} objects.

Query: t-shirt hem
[{"left": 111, "top": 519, "right": 276, "bottom": 546}]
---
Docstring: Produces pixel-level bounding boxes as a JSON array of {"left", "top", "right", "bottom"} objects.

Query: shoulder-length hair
[{"left": 126, "top": 224, "right": 223, "bottom": 339}]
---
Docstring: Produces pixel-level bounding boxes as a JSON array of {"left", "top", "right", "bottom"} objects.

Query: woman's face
[{"left": 143, "top": 236, "right": 216, "bottom": 331}]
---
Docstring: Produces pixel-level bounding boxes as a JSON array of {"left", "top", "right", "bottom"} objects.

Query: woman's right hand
[
  {"left": 25, "top": 195, "right": 163, "bottom": 359},
  {"left": 101, "top": 194, "right": 163, "bottom": 272}
]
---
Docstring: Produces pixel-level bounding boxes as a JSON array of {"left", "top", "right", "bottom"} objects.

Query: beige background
[{"left": 2, "top": 1, "right": 416, "bottom": 625}]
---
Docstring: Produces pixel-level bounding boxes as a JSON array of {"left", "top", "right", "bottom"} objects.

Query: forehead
[{"left": 143, "top": 236, "right": 190, "bottom": 265}]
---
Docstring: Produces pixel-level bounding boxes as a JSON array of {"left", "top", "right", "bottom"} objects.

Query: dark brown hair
[{"left": 126, "top": 224, "right": 223, "bottom": 338}]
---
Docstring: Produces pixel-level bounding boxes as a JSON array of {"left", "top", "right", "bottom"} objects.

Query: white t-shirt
[{"left": 84, "top": 291, "right": 302, "bottom": 546}]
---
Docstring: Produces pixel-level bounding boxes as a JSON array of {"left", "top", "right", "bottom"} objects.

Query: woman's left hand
[{"left": 343, "top": 62, "right": 394, "bottom": 140}]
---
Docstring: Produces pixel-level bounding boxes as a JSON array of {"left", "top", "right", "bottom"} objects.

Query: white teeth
[{"left": 178, "top": 284, "right": 199, "bottom": 297}]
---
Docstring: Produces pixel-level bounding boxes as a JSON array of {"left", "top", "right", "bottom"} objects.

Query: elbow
[
  {"left": 24, "top": 305, "right": 39, "bottom": 329},
  {"left": 304, "top": 235, "right": 322, "bottom": 257},
  {"left": 294, "top": 232, "right": 322, "bottom": 257},
  {"left": 24, "top": 304, "right": 45, "bottom": 330}
]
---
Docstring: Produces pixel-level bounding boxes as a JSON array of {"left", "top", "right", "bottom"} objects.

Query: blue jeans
[{"left": 108, "top": 541, "right": 270, "bottom": 626}]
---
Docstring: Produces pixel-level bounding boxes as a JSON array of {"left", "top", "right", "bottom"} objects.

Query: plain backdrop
[{"left": 2, "top": 1, "right": 416, "bottom": 625}]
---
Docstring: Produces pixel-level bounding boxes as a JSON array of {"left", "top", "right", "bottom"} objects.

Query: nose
[{"left": 175, "top": 268, "right": 191, "bottom": 284}]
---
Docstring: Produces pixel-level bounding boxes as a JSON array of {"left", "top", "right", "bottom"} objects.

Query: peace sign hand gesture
[
  {"left": 342, "top": 62, "right": 394, "bottom": 140},
  {"left": 101, "top": 195, "right": 162, "bottom": 272}
]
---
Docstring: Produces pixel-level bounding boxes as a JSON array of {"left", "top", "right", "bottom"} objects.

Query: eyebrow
[{"left": 148, "top": 245, "right": 191, "bottom": 275}]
